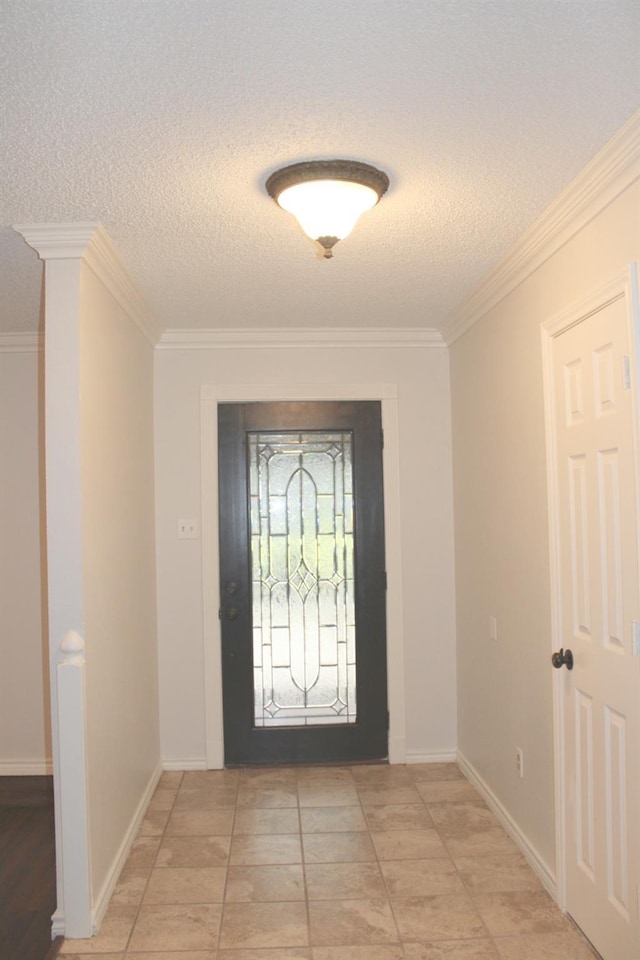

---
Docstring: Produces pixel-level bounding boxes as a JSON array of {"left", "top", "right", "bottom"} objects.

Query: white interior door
[{"left": 550, "top": 278, "right": 640, "bottom": 959}]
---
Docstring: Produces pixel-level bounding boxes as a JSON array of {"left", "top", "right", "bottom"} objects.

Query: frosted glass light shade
[
  {"left": 277, "top": 180, "right": 379, "bottom": 242},
  {"left": 266, "top": 159, "right": 389, "bottom": 258}
]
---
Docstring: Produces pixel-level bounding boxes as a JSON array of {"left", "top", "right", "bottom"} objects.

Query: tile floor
[{"left": 59, "top": 762, "right": 600, "bottom": 959}]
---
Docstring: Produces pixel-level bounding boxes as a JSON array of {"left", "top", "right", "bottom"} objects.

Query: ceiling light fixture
[{"left": 266, "top": 159, "right": 389, "bottom": 259}]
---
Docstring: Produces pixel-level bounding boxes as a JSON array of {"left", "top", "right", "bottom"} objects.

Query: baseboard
[
  {"left": 90, "top": 763, "right": 163, "bottom": 933},
  {"left": 0, "top": 759, "right": 53, "bottom": 775},
  {"left": 162, "top": 757, "right": 208, "bottom": 771},
  {"left": 51, "top": 909, "right": 65, "bottom": 939},
  {"left": 457, "top": 750, "right": 556, "bottom": 899},
  {"left": 405, "top": 748, "right": 458, "bottom": 764}
]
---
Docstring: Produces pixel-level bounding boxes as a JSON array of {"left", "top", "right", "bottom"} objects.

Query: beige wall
[
  {"left": 154, "top": 342, "right": 457, "bottom": 765},
  {"left": 78, "top": 263, "right": 160, "bottom": 901},
  {"left": 450, "top": 181, "right": 640, "bottom": 873},
  {"left": 0, "top": 348, "right": 50, "bottom": 768}
]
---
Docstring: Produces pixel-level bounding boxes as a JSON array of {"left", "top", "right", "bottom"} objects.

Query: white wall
[
  {"left": 450, "top": 180, "right": 640, "bottom": 874},
  {"left": 0, "top": 347, "right": 50, "bottom": 769},
  {"left": 154, "top": 340, "right": 456, "bottom": 765},
  {"left": 78, "top": 261, "right": 160, "bottom": 902}
]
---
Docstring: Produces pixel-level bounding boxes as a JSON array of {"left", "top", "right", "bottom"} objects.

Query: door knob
[
  {"left": 551, "top": 648, "right": 573, "bottom": 670},
  {"left": 225, "top": 606, "right": 239, "bottom": 621}
]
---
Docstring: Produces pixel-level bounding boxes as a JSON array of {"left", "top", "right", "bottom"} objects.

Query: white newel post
[{"left": 57, "top": 631, "right": 92, "bottom": 937}]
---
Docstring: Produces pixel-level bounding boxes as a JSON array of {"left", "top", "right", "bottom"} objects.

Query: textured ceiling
[{"left": 2, "top": 1, "right": 639, "bottom": 335}]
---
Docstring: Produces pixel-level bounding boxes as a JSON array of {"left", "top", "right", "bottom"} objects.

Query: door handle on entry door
[{"left": 551, "top": 648, "right": 573, "bottom": 670}]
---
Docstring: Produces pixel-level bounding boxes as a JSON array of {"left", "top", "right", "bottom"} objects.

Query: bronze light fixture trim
[{"left": 266, "top": 159, "right": 390, "bottom": 259}]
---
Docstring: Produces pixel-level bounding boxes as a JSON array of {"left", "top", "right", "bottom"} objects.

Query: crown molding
[
  {"left": 157, "top": 326, "right": 445, "bottom": 350},
  {"left": 0, "top": 331, "right": 42, "bottom": 353},
  {"left": 14, "top": 223, "right": 160, "bottom": 346},
  {"left": 441, "top": 109, "right": 640, "bottom": 346},
  {"left": 13, "top": 222, "right": 99, "bottom": 260}
]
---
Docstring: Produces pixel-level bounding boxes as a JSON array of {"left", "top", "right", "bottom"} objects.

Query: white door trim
[
  {"left": 540, "top": 265, "right": 640, "bottom": 912},
  {"left": 200, "top": 383, "right": 406, "bottom": 768}
]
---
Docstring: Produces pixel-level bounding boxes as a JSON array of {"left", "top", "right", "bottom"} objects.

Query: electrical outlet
[
  {"left": 516, "top": 748, "right": 524, "bottom": 779},
  {"left": 489, "top": 616, "right": 498, "bottom": 642},
  {"left": 177, "top": 518, "right": 199, "bottom": 539}
]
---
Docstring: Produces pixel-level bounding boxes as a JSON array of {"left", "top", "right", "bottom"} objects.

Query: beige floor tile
[
  {"left": 219, "top": 900, "right": 309, "bottom": 948},
  {"left": 128, "top": 954, "right": 215, "bottom": 960},
  {"left": 109, "top": 865, "right": 149, "bottom": 906},
  {"left": 371, "top": 828, "right": 449, "bottom": 860},
  {"left": 300, "top": 805, "right": 367, "bottom": 833},
  {"left": 236, "top": 785, "right": 299, "bottom": 808},
  {"left": 225, "top": 863, "right": 305, "bottom": 901},
  {"left": 417, "top": 780, "right": 483, "bottom": 804},
  {"left": 67, "top": 764, "right": 602, "bottom": 960},
  {"left": 297, "top": 766, "right": 355, "bottom": 783},
  {"left": 308, "top": 897, "right": 399, "bottom": 945},
  {"left": 241, "top": 766, "right": 298, "bottom": 785},
  {"left": 407, "top": 763, "right": 464, "bottom": 782},
  {"left": 473, "top": 890, "right": 572, "bottom": 937},
  {"left": 454, "top": 853, "right": 543, "bottom": 894},
  {"left": 303, "top": 830, "right": 376, "bottom": 863},
  {"left": 403, "top": 941, "right": 499, "bottom": 959},
  {"left": 364, "top": 803, "right": 433, "bottom": 831},
  {"left": 147, "top": 787, "right": 178, "bottom": 811},
  {"left": 428, "top": 807, "right": 518, "bottom": 858},
  {"left": 128, "top": 903, "right": 222, "bottom": 952},
  {"left": 166, "top": 806, "right": 235, "bottom": 836},
  {"left": 182, "top": 769, "right": 240, "bottom": 788},
  {"left": 441, "top": 829, "right": 518, "bottom": 859},
  {"left": 305, "top": 861, "right": 387, "bottom": 899},
  {"left": 138, "top": 806, "right": 172, "bottom": 836},
  {"left": 157, "top": 835, "right": 231, "bottom": 868},
  {"left": 230, "top": 833, "right": 303, "bottom": 864},
  {"left": 312, "top": 946, "right": 405, "bottom": 959},
  {"left": 59, "top": 905, "right": 137, "bottom": 954},
  {"left": 381, "top": 858, "right": 465, "bottom": 898},
  {"left": 218, "top": 949, "right": 310, "bottom": 959},
  {"left": 392, "top": 893, "right": 486, "bottom": 941},
  {"left": 494, "top": 930, "right": 601, "bottom": 959},
  {"left": 175, "top": 785, "right": 239, "bottom": 809},
  {"left": 143, "top": 865, "right": 227, "bottom": 903},
  {"left": 233, "top": 806, "right": 300, "bottom": 834},
  {"left": 357, "top": 784, "right": 423, "bottom": 805},
  {"left": 158, "top": 771, "right": 184, "bottom": 788},
  {"left": 428, "top": 801, "right": 500, "bottom": 832},
  {"left": 56, "top": 955, "right": 124, "bottom": 960},
  {"left": 125, "top": 835, "right": 161, "bottom": 869},
  {"left": 298, "top": 783, "right": 360, "bottom": 807},
  {"left": 350, "top": 765, "right": 413, "bottom": 785}
]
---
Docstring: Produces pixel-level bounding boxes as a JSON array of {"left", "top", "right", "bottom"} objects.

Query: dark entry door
[{"left": 218, "top": 401, "right": 388, "bottom": 765}]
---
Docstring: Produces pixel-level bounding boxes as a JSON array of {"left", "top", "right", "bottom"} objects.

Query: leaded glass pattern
[{"left": 248, "top": 431, "right": 356, "bottom": 726}]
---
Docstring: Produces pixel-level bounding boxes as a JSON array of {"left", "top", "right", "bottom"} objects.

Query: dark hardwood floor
[{"left": 0, "top": 776, "right": 59, "bottom": 960}]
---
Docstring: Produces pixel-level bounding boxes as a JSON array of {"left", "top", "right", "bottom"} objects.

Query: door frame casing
[
  {"left": 540, "top": 265, "right": 640, "bottom": 910},
  {"left": 200, "top": 383, "right": 405, "bottom": 768}
]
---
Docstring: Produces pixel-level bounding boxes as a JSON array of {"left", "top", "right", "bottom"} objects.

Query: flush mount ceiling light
[{"left": 265, "top": 159, "right": 389, "bottom": 259}]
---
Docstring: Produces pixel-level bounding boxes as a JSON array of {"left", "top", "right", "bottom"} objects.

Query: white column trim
[
  {"left": 14, "top": 223, "right": 160, "bottom": 345},
  {"left": 57, "top": 631, "right": 92, "bottom": 937},
  {"left": 200, "top": 383, "right": 406, "bottom": 768}
]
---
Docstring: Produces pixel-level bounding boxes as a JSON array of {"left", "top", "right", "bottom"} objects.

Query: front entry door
[
  {"left": 218, "top": 401, "right": 388, "bottom": 765},
  {"left": 551, "top": 285, "right": 640, "bottom": 959}
]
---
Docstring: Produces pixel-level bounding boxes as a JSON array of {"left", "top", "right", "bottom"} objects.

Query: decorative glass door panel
[
  {"left": 248, "top": 432, "right": 356, "bottom": 727},
  {"left": 218, "top": 401, "right": 387, "bottom": 765}
]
